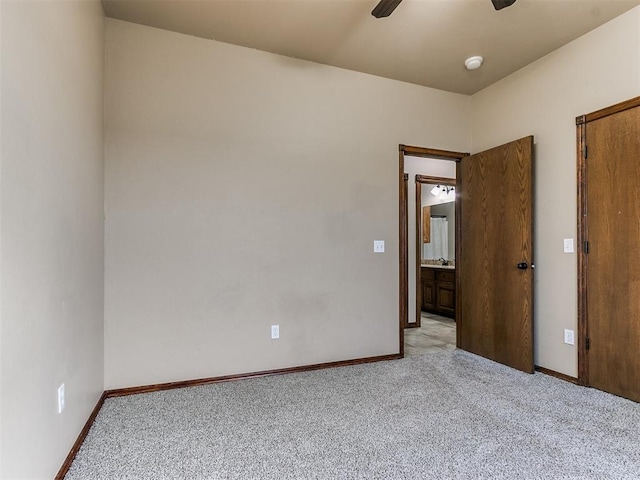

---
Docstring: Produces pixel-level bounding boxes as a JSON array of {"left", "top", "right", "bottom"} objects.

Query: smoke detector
[{"left": 465, "top": 56, "right": 483, "bottom": 70}]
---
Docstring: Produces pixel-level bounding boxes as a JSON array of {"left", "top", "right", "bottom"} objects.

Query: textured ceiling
[{"left": 102, "top": 0, "right": 640, "bottom": 95}]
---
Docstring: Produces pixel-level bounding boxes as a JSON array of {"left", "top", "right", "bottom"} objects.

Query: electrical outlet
[
  {"left": 271, "top": 324, "right": 280, "bottom": 339},
  {"left": 57, "top": 383, "right": 65, "bottom": 414},
  {"left": 373, "top": 240, "right": 385, "bottom": 253},
  {"left": 564, "top": 329, "right": 575, "bottom": 346}
]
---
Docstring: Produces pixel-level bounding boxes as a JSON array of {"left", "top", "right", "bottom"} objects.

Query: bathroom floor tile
[{"left": 404, "top": 313, "right": 456, "bottom": 356}]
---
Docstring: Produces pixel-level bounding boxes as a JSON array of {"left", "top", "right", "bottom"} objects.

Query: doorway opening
[
  {"left": 405, "top": 176, "right": 457, "bottom": 357},
  {"left": 398, "top": 145, "right": 467, "bottom": 356}
]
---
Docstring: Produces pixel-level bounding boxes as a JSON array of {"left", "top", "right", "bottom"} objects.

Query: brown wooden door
[
  {"left": 581, "top": 99, "right": 640, "bottom": 402},
  {"left": 457, "top": 136, "right": 534, "bottom": 373}
]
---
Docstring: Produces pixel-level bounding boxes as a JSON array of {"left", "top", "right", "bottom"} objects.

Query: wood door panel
[
  {"left": 585, "top": 105, "right": 640, "bottom": 402},
  {"left": 436, "top": 283, "right": 455, "bottom": 315},
  {"left": 458, "top": 137, "right": 534, "bottom": 373},
  {"left": 422, "top": 281, "right": 435, "bottom": 310}
]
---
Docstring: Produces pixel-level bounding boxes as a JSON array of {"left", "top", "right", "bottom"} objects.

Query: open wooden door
[
  {"left": 457, "top": 136, "right": 534, "bottom": 373},
  {"left": 578, "top": 97, "right": 640, "bottom": 402}
]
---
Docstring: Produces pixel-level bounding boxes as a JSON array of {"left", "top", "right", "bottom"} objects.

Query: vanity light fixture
[{"left": 431, "top": 185, "right": 455, "bottom": 197}]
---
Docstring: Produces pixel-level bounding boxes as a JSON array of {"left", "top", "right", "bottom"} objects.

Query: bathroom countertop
[{"left": 421, "top": 264, "right": 455, "bottom": 270}]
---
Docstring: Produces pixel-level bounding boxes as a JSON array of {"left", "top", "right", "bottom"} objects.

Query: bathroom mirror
[{"left": 421, "top": 184, "right": 455, "bottom": 262}]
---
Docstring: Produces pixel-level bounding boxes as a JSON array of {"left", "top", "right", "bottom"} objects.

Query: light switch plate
[
  {"left": 564, "top": 329, "right": 575, "bottom": 345},
  {"left": 374, "top": 240, "right": 385, "bottom": 253},
  {"left": 563, "top": 238, "right": 574, "bottom": 253}
]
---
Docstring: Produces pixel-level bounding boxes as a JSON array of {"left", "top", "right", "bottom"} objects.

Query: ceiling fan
[{"left": 372, "top": 0, "right": 517, "bottom": 18}]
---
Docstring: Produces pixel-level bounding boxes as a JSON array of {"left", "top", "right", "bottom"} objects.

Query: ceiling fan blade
[
  {"left": 371, "top": 0, "right": 403, "bottom": 18},
  {"left": 491, "top": 0, "right": 517, "bottom": 10}
]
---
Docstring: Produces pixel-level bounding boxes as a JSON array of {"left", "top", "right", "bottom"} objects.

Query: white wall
[
  {"left": 0, "top": 1, "right": 105, "bottom": 478},
  {"left": 404, "top": 157, "right": 456, "bottom": 325},
  {"left": 104, "top": 19, "right": 471, "bottom": 389},
  {"left": 471, "top": 6, "right": 640, "bottom": 377}
]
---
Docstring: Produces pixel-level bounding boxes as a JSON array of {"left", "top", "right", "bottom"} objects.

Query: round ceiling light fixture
[{"left": 465, "top": 56, "right": 484, "bottom": 70}]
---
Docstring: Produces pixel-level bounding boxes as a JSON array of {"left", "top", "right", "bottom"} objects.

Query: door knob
[{"left": 517, "top": 262, "right": 528, "bottom": 270}]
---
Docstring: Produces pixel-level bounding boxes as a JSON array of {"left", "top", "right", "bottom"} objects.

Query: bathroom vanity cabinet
[{"left": 421, "top": 266, "right": 455, "bottom": 318}]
